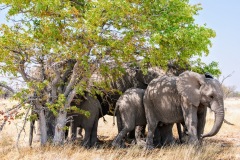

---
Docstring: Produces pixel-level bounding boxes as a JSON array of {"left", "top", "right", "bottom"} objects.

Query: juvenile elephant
[
  {"left": 66, "top": 93, "right": 101, "bottom": 148},
  {"left": 66, "top": 94, "right": 106, "bottom": 142},
  {"left": 144, "top": 71, "right": 224, "bottom": 149},
  {"left": 112, "top": 88, "right": 146, "bottom": 148}
]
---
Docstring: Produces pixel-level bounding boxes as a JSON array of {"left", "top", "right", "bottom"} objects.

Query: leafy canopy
[{"left": 0, "top": 0, "right": 218, "bottom": 103}]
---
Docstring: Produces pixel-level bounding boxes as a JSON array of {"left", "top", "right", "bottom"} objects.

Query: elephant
[
  {"left": 112, "top": 88, "right": 146, "bottom": 148},
  {"left": 143, "top": 71, "right": 224, "bottom": 149},
  {"left": 111, "top": 88, "right": 186, "bottom": 148},
  {"left": 66, "top": 93, "right": 102, "bottom": 148},
  {"left": 95, "top": 66, "right": 165, "bottom": 137},
  {"left": 66, "top": 94, "right": 106, "bottom": 143}
]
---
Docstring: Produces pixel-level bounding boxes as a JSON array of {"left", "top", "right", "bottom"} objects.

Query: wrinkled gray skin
[
  {"left": 153, "top": 122, "right": 188, "bottom": 147},
  {"left": 111, "top": 88, "right": 185, "bottom": 148},
  {"left": 66, "top": 93, "right": 101, "bottom": 148},
  {"left": 112, "top": 88, "right": 146, "bottom": 148},
  {"left": 144, "top": 71, "right": 224, "bottom": 149}
]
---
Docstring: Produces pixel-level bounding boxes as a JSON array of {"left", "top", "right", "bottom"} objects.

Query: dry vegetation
[{"left": 0, "top": 98, "right": 240, "bottom": 160}]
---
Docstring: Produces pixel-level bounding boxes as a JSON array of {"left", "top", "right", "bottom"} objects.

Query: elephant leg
[
  {"left": 116, "top": 114, "right": 125, "bottom": 146},
  {"left": 197, "top": 107, "right": 207, "bottom": 141},
  {"left": 90, "top": 119, "right": 98, "bottom": 147},
  {"left": 82, "top": 127, "right": 91, "bottom": 148},
  {"left": 159, "top": 124, "right": 174, "bottom": 145},
  {"left": 153, "top": 124, "right": 162, "bottom": 147},
  {"left": 112, "top": 126, "right": 134, "bottom": 148},
  {"left": 70, "top": 121, "right": 77, "bottom": 141},
  {"left": 182, "top": 102, "right": 199, "bottom": 144},
  {"left": 176, "top": 123, "right": 183, "bottom": 143},
  {"left": 78, "top": 127, "right": 83, "bottom": 138},
  {"left": 65, "top": 126, "right": 69, "bottom": 140},
  {"left": 127, "top": 129, "right": 135, "bottom": 140},
  {"left": 146, "top": 121, "right": 158, "bottom": 150},
  {"left": 135, "top": 126, "right": 145, "bottom": 146},
  {"left": 116, "top": 112, "right": 123, "bottom": 133},
  {"left": 141, "top": 125, "right": 146, "bottom": 138}
]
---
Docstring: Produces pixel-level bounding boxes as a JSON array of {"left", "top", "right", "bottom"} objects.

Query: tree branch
[
  {"left": 0, "top": 82, "right": 15, "bottom": 93},
  {"left": 0, "top": 100, "right": 29, "bottom": 132},
  {"left": 16, "top": 105, "right": 31, "bottom": 150},
  {"left": 64, "top": 61, "right": 80, "bottom": 97},
  {"left": 51, "top": 70, "right": 61, "bottom": 102},
  {"left": 64, "top": 89, "right": 76, "bottom": 109},
  {"left": 18, "top": 60, "right": 30, "bottom": 82},
  {"left": 220, "top": 71, "right": 234, "bottom": 85}
]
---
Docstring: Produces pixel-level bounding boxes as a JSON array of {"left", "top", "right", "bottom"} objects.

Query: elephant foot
[
  {"left": 81, "top": 141, "right": 91, "bottom": 149},
  {"left": 136, "top": 140, "right": 146, "bottom": 147},
  {"left": 145, "top": 144, "right": 155, "bottom": 150},
  {"left": 112, "top": 140, "right": 126, "bottom": 148},
  {"left": 90, "top": 142, "right": 100, "bottom": 149},
  {"left": 188, "top": 137, "right": 200, "bottom": 146},
  {"left": 82, "top": 144, "right": 91, "bottom": 149},
  {"left": 153, "top": 142, "right": 162, "bottom": 148}
]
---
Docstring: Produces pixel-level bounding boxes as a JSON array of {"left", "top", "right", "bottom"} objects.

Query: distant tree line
[{"left": 222, "top": 84, "right": 240, "bottom": 99}]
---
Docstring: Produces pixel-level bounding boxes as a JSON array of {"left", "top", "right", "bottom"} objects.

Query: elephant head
[{"left": 177, "top": 71, "right": 224, "bottom": 138}]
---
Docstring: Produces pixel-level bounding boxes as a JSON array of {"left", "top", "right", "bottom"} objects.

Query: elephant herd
[{"left": 65, "top": 69, "right": 225, "bottom": 149}]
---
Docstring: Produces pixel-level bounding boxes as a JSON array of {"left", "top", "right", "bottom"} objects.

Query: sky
[
  {"left": 0, "top": 1, "right": 240, "bottom": 90},
  {"left": 190, "top": 0, "right": 240, "bottom": 91}
]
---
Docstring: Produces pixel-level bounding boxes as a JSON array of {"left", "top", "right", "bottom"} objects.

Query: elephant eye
[{"left": 209, "top": 95, "right": 214, "bottom": 99}]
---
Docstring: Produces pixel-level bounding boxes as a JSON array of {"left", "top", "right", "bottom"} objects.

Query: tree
[{"left": 0, "top": 0, "right": 217, "bottom": 145}]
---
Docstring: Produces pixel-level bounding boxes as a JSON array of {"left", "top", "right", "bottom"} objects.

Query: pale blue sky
[
  {"left": 190, "top": 0, "right": 240, "bottom": 91},
  {"left": 0, "top": 1, "right": 240, "bottom": 90}
]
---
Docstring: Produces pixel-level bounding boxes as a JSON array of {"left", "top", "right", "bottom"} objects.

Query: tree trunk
[
  {"left": 39, "top": 109, "right": 48, "bottom": 145},
  {"left": 53, "top": 111, "right": 67, "bottom": 145},
  {"left": 36, "top": 120, "right": 41, "bottom": 141}
]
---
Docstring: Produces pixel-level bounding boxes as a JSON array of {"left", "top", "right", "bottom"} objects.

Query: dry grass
[{"left": 0, "top": 98, "right": 240, "bottom": 160}]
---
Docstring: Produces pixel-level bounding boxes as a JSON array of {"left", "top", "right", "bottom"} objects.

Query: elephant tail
[
  {"left": 98, "top": 105, "right": 107, "bottom": 124},
  {"left": 113, "top": 103, "right": 119, "bottom": 126}
]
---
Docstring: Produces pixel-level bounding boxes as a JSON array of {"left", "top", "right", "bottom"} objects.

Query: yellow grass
[{"left": 0, "top": 98, "right": 240, "bottom": 160}]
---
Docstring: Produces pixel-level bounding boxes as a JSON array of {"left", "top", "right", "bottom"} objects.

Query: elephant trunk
[{"left": 202, "top": 101, "right": 224, "bottom": 138}]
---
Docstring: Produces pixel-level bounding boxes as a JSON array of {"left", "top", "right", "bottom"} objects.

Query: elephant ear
[{"left": 176, "top": 71, "right": 205, "bottom": 107}]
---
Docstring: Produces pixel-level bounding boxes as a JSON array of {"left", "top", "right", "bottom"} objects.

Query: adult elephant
[
  {"left": 66, "top": 93, "right": 102, "bottom": 148},
  {"left": 144, "top": 71, "right": 224, "bottom": 149}
]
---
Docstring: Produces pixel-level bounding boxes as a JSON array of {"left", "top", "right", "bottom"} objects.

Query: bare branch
[
  {"left": 51, "top": 70, "right": 61, "bottom": 102},
  {"left": 51, "top": 59, "right": 77, "bottom": 100},
  {"left": 51, "top": 59, "right": 74, "bottom": 71},
  {"left": 220, "top": 71, "right": 234, "bottom": 85},
  {"left": 16, "top": 105, "right": 31, "bottom": 150},
  {"left": 19, "top": 60, "right": 30, "bottom": 82},
  {"left": 0, "top": 100, "right": 29, "bottom": 132},
  {"left": 0, "top": 5, "right": 10, "bottom": 11},
  {"left": 0, "top": 82, "right": 15, "bottom": 93},
  {"left": 64, "top": 89, "right": 76, "bottom": 109},
  {"left": 64, "top": 61, "right": 80, "bottom": 97}
]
